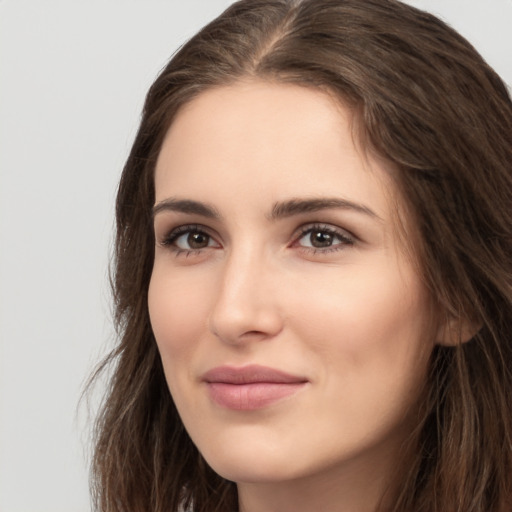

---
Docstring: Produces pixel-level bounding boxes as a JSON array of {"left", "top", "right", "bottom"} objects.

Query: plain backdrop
[{"left": 0, "top": 1, "right": 511, "bottom": 511}]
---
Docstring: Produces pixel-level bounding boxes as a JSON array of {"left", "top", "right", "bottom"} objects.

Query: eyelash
[
  {"left": 159, "top": 223, "right": 355, "bottom": 257},
  {"left": 160, "top": 224, "right": 215, "bottom": 257},
  {"left": 293, "top": 224, "right": 355, "bottom": 254}
]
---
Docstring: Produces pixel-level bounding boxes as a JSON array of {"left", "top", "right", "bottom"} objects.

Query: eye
[
  {"left": 161, "top": 224, "right": 220, "bottom": 254},
  {"left": 174, "top": 231, "right": 214, "bottom": 250},
  {"left": 294, "top": 224, "right": 354, "bottom": 252}
]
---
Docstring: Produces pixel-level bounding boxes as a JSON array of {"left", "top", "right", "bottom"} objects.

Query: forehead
[{"left": 154, "top": 80, "right": 399, "bottom": 224}]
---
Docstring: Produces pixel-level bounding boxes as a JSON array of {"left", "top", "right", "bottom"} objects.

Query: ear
[{"left": 435, "top": 315, "right": 481, "bottom": 347}]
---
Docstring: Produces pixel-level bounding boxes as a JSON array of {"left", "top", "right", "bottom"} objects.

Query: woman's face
[{"left": 149, "top": 81, "right": 435, "bottom": 487}]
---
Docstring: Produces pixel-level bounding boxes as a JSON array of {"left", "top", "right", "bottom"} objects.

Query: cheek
[
  {"left": 148, "top": 270, "right": 210, "bottom": 367},
  {"left": 148, "top": 270, "right": 214, "bottom": 419},
  {"left": 287, "top": 262, "right": 433, "bottom": 383},
  {"left": 287, "top": 273, "right": 433, "bottom": 451}
]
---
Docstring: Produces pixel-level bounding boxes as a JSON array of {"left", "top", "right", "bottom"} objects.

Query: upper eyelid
[
  {"left": 293, "top": 222, "right": 356, "bottom": 240},
  {"left": 158, "top": 223, "right": 218, "bottom": 244}
]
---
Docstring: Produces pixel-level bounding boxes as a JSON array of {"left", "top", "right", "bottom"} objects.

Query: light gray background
[{"left": 0, "top": 1, "right": 511, "bottom": 511}]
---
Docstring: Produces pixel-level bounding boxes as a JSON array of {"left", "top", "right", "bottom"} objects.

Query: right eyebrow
[{"left": 152, "top": 198, "right": 221, "bottom": 219}]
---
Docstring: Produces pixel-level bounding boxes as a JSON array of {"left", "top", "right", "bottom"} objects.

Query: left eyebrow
[{"left": 269, "top": 197, "right": 382, "bottom": 221}]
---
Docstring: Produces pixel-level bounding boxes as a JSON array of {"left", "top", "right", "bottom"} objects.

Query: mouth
[{"left": 201, "top": 365, "right": 308, "bottom": 410}]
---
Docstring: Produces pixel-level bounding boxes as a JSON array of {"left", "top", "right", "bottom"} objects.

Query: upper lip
[{"left": 201, "top": 364, "right": 308, "bottom": 384}]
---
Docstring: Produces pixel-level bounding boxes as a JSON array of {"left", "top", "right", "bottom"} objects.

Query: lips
[{"left": 202, "top": 365, "right": 308, "bottom": 410}]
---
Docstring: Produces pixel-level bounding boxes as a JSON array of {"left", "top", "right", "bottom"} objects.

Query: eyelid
[
  {"left": 159, "top": 223, "right": 222, "bottom": 248},
  {"left": 290, "top": 222, "right": 356, "bottom": 251}
]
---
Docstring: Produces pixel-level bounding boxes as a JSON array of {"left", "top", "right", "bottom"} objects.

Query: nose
[{"left": 208, "top": 246, "right": 284, "bottom": 345}]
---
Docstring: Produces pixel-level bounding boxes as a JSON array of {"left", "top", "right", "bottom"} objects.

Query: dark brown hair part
[{"left": 89, "top": 1, "right": 512, "bottom": 511}]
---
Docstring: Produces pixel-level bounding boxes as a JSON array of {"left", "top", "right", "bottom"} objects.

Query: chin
[
  {"left": 198, "top": 437, "right": 308, "bottom": 484},
  {"left": 207, "top": 457, "right": 301, "bottom": 484}
]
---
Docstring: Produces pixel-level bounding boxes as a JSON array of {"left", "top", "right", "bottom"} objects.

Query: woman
[{"left": 90, "top": 0, "right": 512, "bottom": 511}]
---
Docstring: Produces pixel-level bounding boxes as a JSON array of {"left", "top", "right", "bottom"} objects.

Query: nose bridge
[
  {"left": 209, "top": 240, "right": 282, "bottom": 343},
  {"left": 221, "top": 242, "right": 263, "bottom": 302}
]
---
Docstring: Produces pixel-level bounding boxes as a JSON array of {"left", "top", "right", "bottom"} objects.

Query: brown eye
[
  {"left": 296, "top": 225, "right": 354, "bottom": 252},
  {"left": 162, "top": 224, "right": 220, "bottom": 253},
  {"left": 173, "top": 231, "right": 214, "bottom": 250},
  {"left": 187, "top": 232, "right": 210, "bottom": 249},
  {"left": 309, "top": 230, "right": 334, "bottom": 248}
]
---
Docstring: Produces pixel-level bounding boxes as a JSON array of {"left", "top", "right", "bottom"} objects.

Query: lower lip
[{"left": 207, "top": 382, "right": 306, "bottom": 410}]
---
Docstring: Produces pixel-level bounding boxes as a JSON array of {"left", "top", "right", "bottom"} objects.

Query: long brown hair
[{"left": 89, "top": 1, "right": 512, "bottom": 511}]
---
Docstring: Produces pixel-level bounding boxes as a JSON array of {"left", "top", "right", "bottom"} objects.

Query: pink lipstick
[{"left": 202, "top": 365, "right": 308, "bottom": 410}]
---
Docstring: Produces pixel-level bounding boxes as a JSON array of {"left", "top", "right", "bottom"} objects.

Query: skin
[{"left": 149, "top": 81, "right": 438, "bottom": 512}]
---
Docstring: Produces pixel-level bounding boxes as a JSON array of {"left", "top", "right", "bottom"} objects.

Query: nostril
[{"left": 236, "top": 330, "right": 273, "bottom": 342}]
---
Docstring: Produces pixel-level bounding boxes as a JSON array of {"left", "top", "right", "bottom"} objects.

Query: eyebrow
[
  {"left": 269, "top": 197, "right": 381, "bottom": 221},
  {"left": 152, "top": 198, "right": 221, "bottom": 219},
  {"left": 152, "top": 196, "right": 381, "bottom": 222}
]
